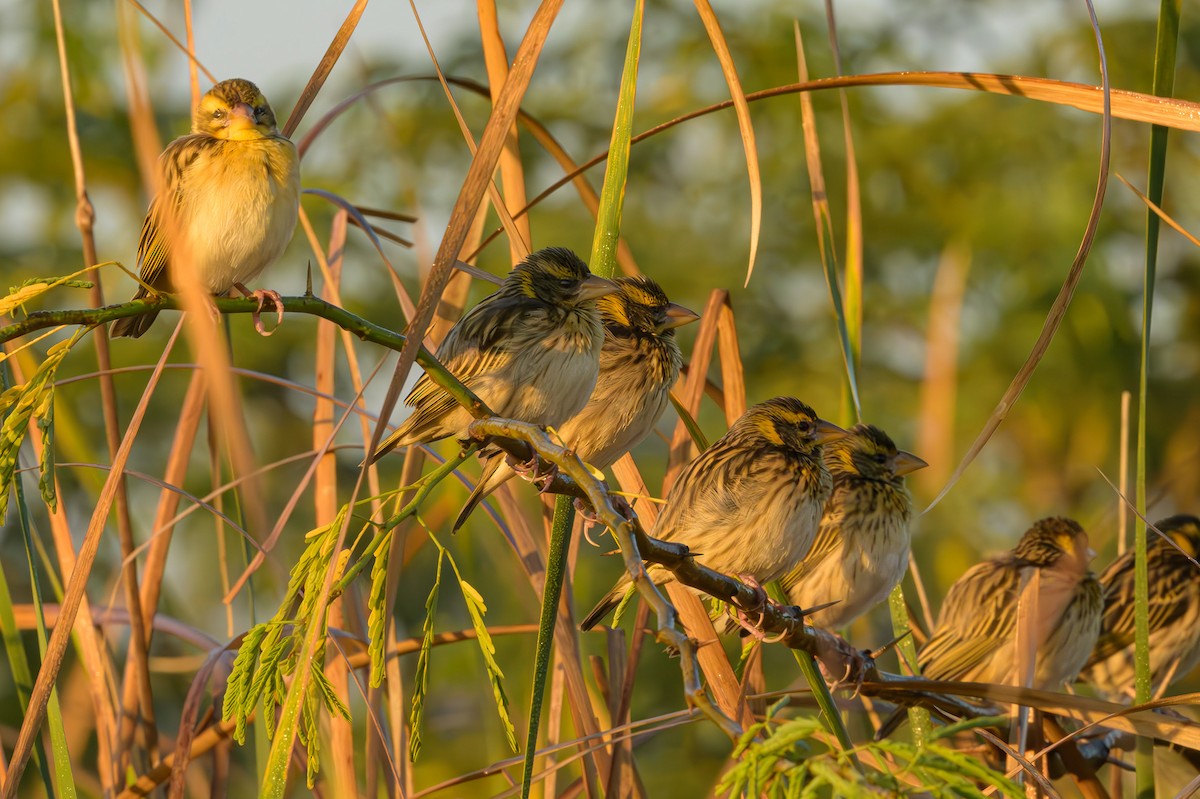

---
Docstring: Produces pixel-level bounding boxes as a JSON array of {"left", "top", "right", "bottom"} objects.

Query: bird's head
[
  {"left": 1155, "top": 514, "right": 1200, "bottom": 559},
  {"left": 509, "top": 247, "right": 618, "bottom": 308},
  {"left": 1015, "top": 516, "right": 1094, "bottom": 571},
  {"left": 193, "top": 78, "right": 280, "bottom": 141},
  {"left": 824, "top": 423, "right": 927, "bottom": 483},
  {"left": 738, "top": 396, "right": 846, "bottom": 455},
  {"left": 599, "top": 276, "right": 699, "bottom": 338}
]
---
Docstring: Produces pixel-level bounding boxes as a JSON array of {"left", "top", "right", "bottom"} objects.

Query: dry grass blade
[
  {"left": 715, "top": 293, "right": 746, "bottom": 420},
  {"left": 924, "top": 22, "right": 1112, "bottom": 512},
  {"left": 608, "top": 457, "right": 752, "bottom": 729},
  {"left": 314, "top": 212, "right": 356, "bottom": 796},
  {"left": 822, "top": 7, "right": 864, "bottom": 360},
  {"left": 407, "top": 0, "right": 531, "bottom": 261},
  {"left": 664, "top": 289, "right": 728, "bottom": 491},
  {"left": 915, "top": 243, "right": 970, "bottom": 494},
  {"left": 55, "top": 0, "right": 158, "bottom": 772},
  {"left": 124, "top": 0, "right": 216, "bottom": 84},
  {"left": 692, "top": 0, "right": 760, "bottom": 286},
  {"left": 1116, "top": 171, "right": 1200, "bottom": 249},
  {"left": 116, "top": 371, "right": 207, "bottom": 773},
  {"left": 478, "top": 0, "right": 533, "bottom": 263},
  {"left": 282, "top": 0, "right": 367, "bottom": 138},
  {"left": 794, "top": 22, "right": 861, "bottom": 421},
  {"left": 366, "top": 0, "right": 562, "bottom": 468},
  {"left": 2, "top": 328, "right": 181, "bottom": 798}
]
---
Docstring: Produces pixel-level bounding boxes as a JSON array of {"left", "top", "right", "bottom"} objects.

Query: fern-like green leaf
[
  {"left": 409, "top": 548, "right": 443, "bottom": 762},
  {"left": 449, "top": 560, "right": 517, "bottom": 753},
  {"left": 367, "top": 530, "right": 391, "bottom": 687},
  {"left": 223, "top": 624, "right": 269, "bottom": 743},
  {"left": 0, "top": 331, "right": 78, "bottom": 519}
]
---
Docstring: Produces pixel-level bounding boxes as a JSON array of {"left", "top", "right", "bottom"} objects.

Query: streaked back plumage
[
  {"left": 1083, "top": 514, "right": 1200, "bottom": 699},
  {"left": 917, "top": 516, "right": 1102, "bottom": 689}
]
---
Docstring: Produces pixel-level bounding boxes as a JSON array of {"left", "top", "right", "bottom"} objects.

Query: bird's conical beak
[
  {"left": 225, "top": 102, "right": 265, "bottom": 140},
  {"left": 576, "top": 274, "right": 620, "bottom": 302},
  {"left": 660, "top": 302, "right": 700, "bottom": 331},
  {"left": 811, "top": 419, "right": 848, "bottom": 446},
  {"left": 893, "top": 450, "right": 929, "bottom": 476}
]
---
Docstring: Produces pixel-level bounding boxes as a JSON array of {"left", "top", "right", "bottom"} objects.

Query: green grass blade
[
  {"left": 765, "top": 581, "right": 860, "bottom": 771},
  {"left": 886, "top": 584, "right": 930, "bottom": 743},
  {"left": 519, "top": 499, "right": 575, "bottom": 796},
  {"left": 521, "top": 3, "right": 644, "bottom": 797},
  {"left": 1137, "top": 3, "right": 1180, "bottom": 796}
]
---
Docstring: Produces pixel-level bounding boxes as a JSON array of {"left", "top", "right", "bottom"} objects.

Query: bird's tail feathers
[
  {"left": 451, "top": 455, "right": 516, "bottom": 532},
  {"left": 110, "top": 309, "right": 160, "bottom": 339}
]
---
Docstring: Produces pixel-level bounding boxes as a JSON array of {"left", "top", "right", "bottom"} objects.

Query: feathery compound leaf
[
  {"left": 409, "top": 548, "right": 443, "bottom": 762},
  {"left": 223, "top": 623, "right": 271, "bottom": 743},
  {"left": 448, "top": 557, "right": 517, "bottom": 753},
  {"left": 312, "top": 666, "right": 350, "bottom": 721},
  {"left": 367, "top": 530, "right": 392, "bottom": 687},
  {"left": 301, "top": 684, "right": 321, "bottom": 788},
  {"left": 0, "top": 331, "right": 79, "bottom": 519},
  {"left": 0, "top": 271, "right": 98, "bottom": 316},
  {"left": 35, "top": 397, "right": 55, "bottom": 511}
]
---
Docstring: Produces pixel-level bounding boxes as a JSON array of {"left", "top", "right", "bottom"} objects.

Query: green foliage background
[{"left": 2, "top": 0, "right": 1199, "bottom": 795}]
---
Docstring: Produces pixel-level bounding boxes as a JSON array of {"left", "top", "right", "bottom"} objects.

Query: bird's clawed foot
[
  {"left": 510, "top": 452, "right": 559, "bottom": 492},
  {"left": 728, "top": 574, "right": 786, "bottom": 643},
  {"left": 234, "top": 283, "right": 284, "bottom": 336}
]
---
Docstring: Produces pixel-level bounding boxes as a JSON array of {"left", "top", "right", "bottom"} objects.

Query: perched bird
[
  {"left": 917, "top": 517, "right": 1102, "bottom": 690},
  {"left": 450, "top": 275, "right": 699, "bottom": 532},
  {"left": 112, "top": 78, "right": 299, "bottom": 338},
  {"left": 1082, "top": 514, "right": 1200, "bottom": 699},
  {"left": 580, "top": 396, "right": 846, "bottom": 631},
  {"left": 369, "top": 247, "right": 618, "bottom": 460},
  {"left": 770, "top": 424, "right": 927, "bottom": 631}
]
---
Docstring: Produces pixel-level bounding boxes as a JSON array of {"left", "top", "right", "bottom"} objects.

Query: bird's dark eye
[
  {"left": 254, "top": 106, "right": 266, "bottom": 117},
  {"left": 559, "top": 278, "right": 575, "bottom": 288},
  {"left": 873, "top": 453, "right": 888, "bottom": 464},
  {"left": 212, "top": 108, "right": 226, "bottom": 119},
  {"left": 796, "top": 421, "right": 812, "bottom": 434}
]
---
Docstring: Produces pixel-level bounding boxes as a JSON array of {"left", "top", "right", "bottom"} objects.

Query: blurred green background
[{"left": 2, "top": 0, "right": 1199, "bottom": 794}]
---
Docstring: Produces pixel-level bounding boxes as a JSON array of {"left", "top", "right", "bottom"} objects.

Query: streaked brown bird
[
  {"left": 451, "top": 275, "right": 698, "bottom": 531},
  {"left": 580, "top": 396, "right": 846, "bottom": 631},
  {"left": 917, "top": 516, "right": 1102, "bottom": 690},
  {"left": 369, "top": 247, "right": 617, "bottom": 460},
  {"left": 112, "top": 78, "right": 299, "bottom": 338},
  {"left": 1082, "top": 514, "right": 1200, "bottom": 699},
  {"left": 775, "top": 424, "right": 927, "bottom": 630}
]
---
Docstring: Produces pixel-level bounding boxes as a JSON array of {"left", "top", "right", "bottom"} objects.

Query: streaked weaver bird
[
  {"left": 450, "top": 275, "right": 698, "bottom": 531},
  {"left": 580, "top": 396, "right": 846, "bottom": 631},
  {"left": 368, "top": 247, "right": 617, "bottom": 461},
  {"left": 1082, "top": 513, "right": 1200, "bottom": 699},
  {"left": 774, "top": 424, "right": 927, "bottom": 630},
  {"left": 917, "top": 516, "right": 1102, "bottom": 690},
  {"left": 112, "top": 78, "right": 299, "bottom": 338}
]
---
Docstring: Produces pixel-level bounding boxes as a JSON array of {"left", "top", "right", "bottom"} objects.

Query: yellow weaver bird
[
  {"left": 580, "top": 397, "right": 845, "bottom": 631},
  {"left": 1082, "top": 514, "right": 1200, "bottom": 699},
  {"left": 917, "top": 516, "right": 1102, "bottom": 689},
  {"left": 773, "top": 424, "right": 926, "bottom": 631},
  {"left": 368, "top": 247, "right": 618, "bottom": 460},
  {"left": 112, "top": 78, "right": 299, "bottom": 338},
  {"left": 450, "top": 275, "right": 698, "bottom": 532}
]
